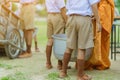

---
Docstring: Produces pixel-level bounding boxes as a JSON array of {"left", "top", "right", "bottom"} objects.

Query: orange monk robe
[{"left": 85, "top": 0, "right": 115, "bottom": 70}]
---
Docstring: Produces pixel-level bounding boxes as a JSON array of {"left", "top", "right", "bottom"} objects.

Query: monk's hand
[{"left": 96, "top": 22, "right": 102, "bottom": 32}]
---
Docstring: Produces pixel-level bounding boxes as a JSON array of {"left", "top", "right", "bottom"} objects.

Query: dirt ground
[{"left": 0, "top": 47, "right": 120, "bottom": 80}]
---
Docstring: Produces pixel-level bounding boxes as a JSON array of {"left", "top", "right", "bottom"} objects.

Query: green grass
[
  {"left": 0, "top": 63, "right": 13, "bottom": 69},
  {"left": 36, "top": 9, "right": 47, "bottom": 17},
  {"left": 46, "top": 72, "right": 71, "bottom": 80},
  {"left": 0, "top": 63, "right": 23, "bottom": 69},
  {"left": 0, "top": 72, "right": 30, "bottom": 80},
  {"left": 34, "top": 20, "right": 47, "bottom": 48}
]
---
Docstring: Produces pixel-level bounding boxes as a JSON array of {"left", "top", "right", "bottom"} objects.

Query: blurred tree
[
  {"left": 38, "top": 0, "right": 45, "bottom": 4},
  {"left": 115, "top": 0, "right": 120, "bottom": 12},
  {"left": 12, "top": 3, "right": 18, "bottom": 11},
  {"left": 115, "top": 0, "right": 120, "bottom": 6},
  {"left": 36, "top": 0, "right": 46, "bottom": 17}
]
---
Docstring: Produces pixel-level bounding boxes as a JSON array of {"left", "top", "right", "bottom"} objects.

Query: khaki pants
[
  {"left": 47, "top": 13, "right": 65, "bottom": 39},
  {"left": 20, "top": 4, "right": 35, "bottom": 30},
  {"left": 66, "top": 15, "right": 94, "bottom": 49}
]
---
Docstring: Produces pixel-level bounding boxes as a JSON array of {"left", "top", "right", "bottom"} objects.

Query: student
[
  {"left": 12, "top": 0, "right": 36, "bottom": 58},
  {"left": 59, "top": 0, "right": 101, "bottom": 80},
  {"left": 45, "top": 0, "right": 67, "bottom": 69}
]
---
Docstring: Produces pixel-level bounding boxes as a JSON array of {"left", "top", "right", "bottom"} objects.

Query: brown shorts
[
  {"left": 66, "top": 15, "right": 94, "bottom": 49},
  {"left": 47, "top": 13, "right": 65, "bottom": 39},
  {"left": 20, "top": 4, "right": 35, "bottom": 30}
]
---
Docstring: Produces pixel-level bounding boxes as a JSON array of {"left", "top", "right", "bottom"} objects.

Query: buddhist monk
[{"left": 85, "top": 0, "right": 115, "bottom": 70}]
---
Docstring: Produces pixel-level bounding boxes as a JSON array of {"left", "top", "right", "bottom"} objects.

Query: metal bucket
[{"left": 52, "top": 34, "right": 92, "bottom": 62}]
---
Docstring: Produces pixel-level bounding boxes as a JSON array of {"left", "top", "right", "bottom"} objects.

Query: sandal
[
  {"left": 78, "top": 74, "right": 92, "bottom": 80},
  {"left": 35, "top": 48, "right": 40, "bottom": 52},
  {"left": 83, "top": 74, "right": 92, "bottom": 80},
  {"left": 18, "top": 52, "right": 32, "bottom": 58},
  {"left": 46, "top": 63, "right": 53, "bottom": 69},
  {"left": 59, "top": 70, "right": 68, "bottom": 78}
]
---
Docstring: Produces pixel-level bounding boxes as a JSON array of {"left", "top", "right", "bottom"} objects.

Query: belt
[
  {"left": 48, "top": 12, "right": 60, "bottom": 14},
  {"left": 70, "top": 14, "right": 91, "bottom": 17},
  {"left": 22, "top": 2, "right": 33, "bottom": 6}
]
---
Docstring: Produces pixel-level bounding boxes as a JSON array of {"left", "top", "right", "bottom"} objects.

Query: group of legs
[
  {"left": 60, "top": 48, "right": 92, "bottom": 80},
  {"left": 46, "top": 14, "right": 94, "bottom": 80},
  {"left": 46, "top": 41, "right": 92, "bottom": 80},
  {"left": 46, "top": 38, "right": 71, "bottom": 70}
]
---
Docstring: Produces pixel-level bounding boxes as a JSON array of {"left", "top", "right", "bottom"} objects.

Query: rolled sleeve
[
  {"left": 89, "top": 0, "right": 100, "bottom": 5},
  {"left": 56, "top": 0, "right": 65, "bottom": 9}
]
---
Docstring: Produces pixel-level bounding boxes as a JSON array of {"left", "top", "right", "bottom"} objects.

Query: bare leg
[
  {"left": 18, "top": 29, "right": 33, "bottom": 58},
  {"left": 77, "top": 49, "right": 92, "bottom": 80},
  {"left": 57, "top": 60, "right": 63, "bottom": 70},
  {"left": 46, "top": 38, "right": 53, "bottom": 69},
  {"left": 59, "top": 48, "right": 73, "bottom": 78},
  {"left": 34, "top": 35, "right": 40, "bottom": 52},
  {"left": 26, "top": 30, "right": 33, "bottom": 53}
]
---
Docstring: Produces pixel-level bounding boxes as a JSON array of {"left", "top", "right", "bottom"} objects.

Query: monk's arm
[{"left": 91, "top": 3, "right": 102, "bottom": 32}]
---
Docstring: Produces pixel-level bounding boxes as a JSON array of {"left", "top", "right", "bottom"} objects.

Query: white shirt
[
  {"left": 45, "top": 0, "right": 65, "bottom": 13},
  {"left": 66, "top": 0, "right": 100, "bottom": 16},
  {"left": 20, "top": 0, "right": 34, "bottom": 4}
]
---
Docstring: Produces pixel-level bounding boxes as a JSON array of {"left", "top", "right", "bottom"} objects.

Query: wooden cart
[{"left": 0, "top": 4, "right": 24, "bottom": 59}]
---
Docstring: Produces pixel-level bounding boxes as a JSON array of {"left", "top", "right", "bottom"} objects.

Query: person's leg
[
  {"left": 57, "top": 60, "right": 62, "bottom": 70},
  {"left": 77, "top": 49, "right": 92, "bottom": 80},
  {"left": 57, "top": 60, "right": 71, "bottom": 70},
  {"left": 26, "top": 29, "right": 33, "bottom": 54},
  {"left": 76, "top": 48, "right": 93, "bottom": 70},
  {"left": 46, "top": 38, "right": 53, "bottom": 69},
  {"left": 18, "top": 29, "right": 33, "bottom": 58},
  {"left": 77, "top": 49, "right": 85, "bottom": 79},
  {"left": 34, "top": 35, "right": 40, "bottom": 52},
  {"left": 75, "top": 61, "right": 78, "bottom": 69},
  {"left": 59, "top": 48, "right": 73, "bottom": 78},
  {"left": 19, "top": 4, "right": 35, "bottom": 58}
]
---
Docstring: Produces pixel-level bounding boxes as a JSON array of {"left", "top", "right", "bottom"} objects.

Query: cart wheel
[
  {"left": 19, "top": 29, "right": 26, "bottom": 53},
  {"left": 5, "top": 28, "right": 21, "bottom": 59}
]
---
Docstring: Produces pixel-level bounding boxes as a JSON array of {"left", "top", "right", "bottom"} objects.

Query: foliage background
[{"left": 115, "top": 0, "right": 120, "bottom": 13}]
